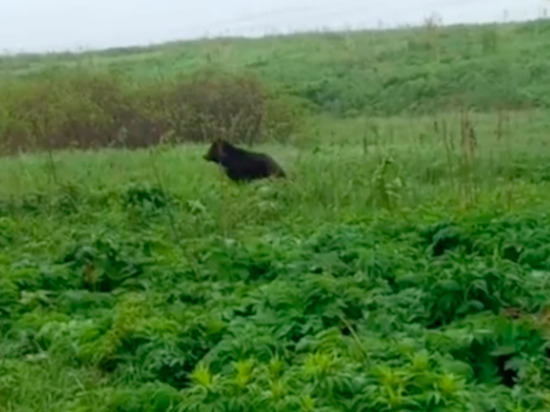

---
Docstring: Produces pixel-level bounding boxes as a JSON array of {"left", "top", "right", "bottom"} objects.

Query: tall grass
[{"left": 0, "top": 110, "right": 549, "bottom": 223}]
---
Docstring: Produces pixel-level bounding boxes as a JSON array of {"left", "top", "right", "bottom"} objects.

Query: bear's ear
[
  {"left": 216, "top": 139, "right": 226, "bottom": 156},
  {"left": 204, "top": 139, "right": 220, "bottom": 161}
]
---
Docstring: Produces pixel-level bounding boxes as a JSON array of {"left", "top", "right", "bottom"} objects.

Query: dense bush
[{"left": 0, "top": 68, "right": 301, "bottom": 153}]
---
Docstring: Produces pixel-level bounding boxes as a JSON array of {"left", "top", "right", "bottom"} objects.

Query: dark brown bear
[{"left": 204, "top": 139, "right": 286, "bottom": 182}]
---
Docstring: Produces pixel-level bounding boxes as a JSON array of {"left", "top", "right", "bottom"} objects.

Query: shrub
[
  {"left": 152, "top": 70, "right": 266, "bottom": 144},
  {"left": 0, "top": 68, "right": 301, "bottom": 153}
]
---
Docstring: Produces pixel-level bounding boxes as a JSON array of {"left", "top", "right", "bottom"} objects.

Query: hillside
[{"left": 2, "top": 19, "right": 550, "bottom": 118}]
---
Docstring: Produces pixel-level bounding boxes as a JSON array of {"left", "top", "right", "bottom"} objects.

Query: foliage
[
  {"left": 0, "top": 69, "right": 301, "bottom": 153},
  {"left": 2, "top": 132, "right": 550, "bottom": 410}
]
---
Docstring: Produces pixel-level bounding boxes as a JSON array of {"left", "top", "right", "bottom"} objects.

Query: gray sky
[{"left": 0, "top": 0, "right": 547, "bottom": 53}]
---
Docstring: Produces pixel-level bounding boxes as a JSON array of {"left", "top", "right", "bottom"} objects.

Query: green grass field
[{"left": 3, "top": 19, "right": 550, "bottom": 412}]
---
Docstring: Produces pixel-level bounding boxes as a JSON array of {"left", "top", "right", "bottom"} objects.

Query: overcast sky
[{"left": 0, "top": 0, "right": 547, "bottom": 53}]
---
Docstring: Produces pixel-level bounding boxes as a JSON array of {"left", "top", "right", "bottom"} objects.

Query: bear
[{"left": 204, "top": 139, "right": 286, "bottom": 182}]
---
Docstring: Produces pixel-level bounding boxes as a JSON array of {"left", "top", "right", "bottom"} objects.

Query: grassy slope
[
  {"left": 2, "top": 21, "right": 550, "bottom": 412},
  {"left": 2, "top": 20, "right": 550, "bottom": 115}
]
